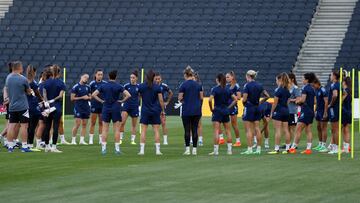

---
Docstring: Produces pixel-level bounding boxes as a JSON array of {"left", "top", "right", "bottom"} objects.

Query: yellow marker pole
[
  {"left": 351, "top": 68, "right": 355, "bottom": 159},
  {"left": 62, "top": 67, "right": 66, "bottom": 128},
  {"left": 338, "top": 68, "right": 343, "bottom": 161},
  {"left": 139, "top": 68, "right": 144, "bottom": 134}
]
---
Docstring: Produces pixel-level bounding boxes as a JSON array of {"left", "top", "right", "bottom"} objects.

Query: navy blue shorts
[
  {"left": 272, "top": 108, "right": 289, "bottom": 122},
  {"left": 342, "top": 111, "right": 351, "bottom": 125},
  {"left": 261, "top": 108, "right": 271, "bottom": 119},
  {"left": 329, "top": 106, "right": 339, "bottom": 123},
  {"left": 102, "top": 106, "right": 121, "bottom": 123},
  {"left": 123, "top": 106, "right": 139, "bottom": 118},
  {"left": 140, "top": 111, "right": 161, "bottom": 125},
  {"left": 288, "top": 113, "right": 298, "bottom": 126},
  {"left": 298, "top": 111, "right": 314, "bottom": 125},
  {"left": 242, "top": 106, "right": 261, "bottom": 122},
  {"left": 229, "top": 105, "right": 238, "bottom": 116},
  {"left": 74, "top": 108, "right": 90, "bottom": 119},
  {"left": 91, "top": 107, "right": 102, "bottom": 114},
  {"left": 315, "top": 111, "right": 328, "bottom": 122},
  {"left": 212, "top": 108, "right": 230, "bottom": 123}
]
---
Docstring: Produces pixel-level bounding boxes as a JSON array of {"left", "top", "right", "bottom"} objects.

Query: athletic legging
[
  {"left": 182, "top": 115, "right": 201, "bottom": 147},
  {"left": 42, "top": 110, "right": 61, "bottom": 145},
  {"left": 28, "top": 114, "right": 40, "bottom": 145}
]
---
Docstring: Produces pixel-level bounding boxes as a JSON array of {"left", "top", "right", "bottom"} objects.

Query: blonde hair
[
  {"left": 246, "top": 70, "right": 258, "bottom": 79},
  {"left": 183, "top": 65, "right": 194, "bottom": 77}
]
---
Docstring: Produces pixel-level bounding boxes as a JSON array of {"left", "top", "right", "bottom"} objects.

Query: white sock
[
  {"left": 199, "top": 136, "right": 203, "bottom": 142},
  {"left": 253, "top": 136, "right": 257, "bottom": 144},
  {"left": 102, "top": 142, "right": 107, "bottom": 151},
  {"left": 155, "top": 143, "right": 161, "bottom": 153},
  {"left": 256, "top": 146, "right": 261, "bottom": 152},
  {"left": 185, "top": 146, "right": 190, "bottom": 152},
  {"left": 274, "top": 145, "right": 280, "bottom": 151},
  {"left": 72, "top": 137, "right": 76, "bottom": 143},
  {"left": 236, "top": 138, "right": 240, "bottom": 142},
  {"left": 80, "top": 136, "right": 85, "bottom": 143},
  {"left": 344, "top": 143, "right": 350, "bottom": 151},
  {"left": 120, "top": 132, "right": 124, "bottom": 140},
  {"left": 291, "top": 143, "right": 297, "bottom": 149},
  {"left": 115, "top": 143, "right": 120, "bottom": 151},
  {"left": 265, "top": 138, "right": 269, "bottom": 145},
  {"left": 333, "top": 144, "right": 338, "bottom": 151},
  {"left": 306, "top": 143, "right": 312, "bottom": 150},
  {"left": 227, "top": 143, "right": 232, "bottom": 151},
  {"left": 163, "top": 135, "right": 168, "bottom": 143},
  {"left": 140, "top": 143, "right": 145, "bottom": 153},
  {"left": 247, "top": 146, "right": 252, "bottom": 152},
  {"left": 214, "top": 144, "right": 219, "bottom": 153},
  {"left": 286, "top": 144, "right": 290, "bottom": 151},
  {"left": 99, "top": 134, "right": 102, "bottom": 141},
  {"left": 36, "top": 138, "right": 41, "bottom": 146},
  {"left": 219, "top": 134, "right": 224, "bottom": 139},
  {"left": 52, "top": 144, "right": 57, "bottom": 149},
  {"left": 60, "top": 134, "right": 65, "bottom": 142},
  {"left": 131, "top": 134, "right": 136, "bottom": 142},
  {"left": 89, "top": 134, "right": 94, "bottom": 141},
  {"left": 22, "top": 142, "right": 28, "bottom": 148}
]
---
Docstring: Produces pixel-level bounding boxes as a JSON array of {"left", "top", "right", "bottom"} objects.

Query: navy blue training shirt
[
  {"left": 343, "top": 88, "right": 351, "bottom": 112},
  {"left": 243, "top": 81, "right": 264, "bottom": 107},
  {"left": 27, "top": 80, "right": 41, "bottom": 113},
  {"left": 274, "top": 87, "right": 290, "bottom": 108},
  {"left": 226, "top": 83, "right": 241, "bottom": 105},
  {"left": 89, "top": 80, "right": 107, "bottom": 109},
  {"left": 43, "top": 78, "right": 66, "bottom": 110},
  {"left": 316, "top": 86, "right": 328, "bottom": 112},
  {"left": 71, "top": 83, "right": 91, "bottom": 113},
  {"left": 179, "top": 80, "right": 203, "bottom": 116},
  {"left": 328, "top": 82, "right": 340, "bottom": 109},
  {"left": 123, "top": 83, "right": 140, "bottom": 109},
  {"left": 97, "top": 81, "right": 124, "bottom": 108},
  {"left": 301, "top": 84, "right": 315, "bottom": 113},
  {"left": 138, "top": 83, "right": 161, "bottom": 114},
  {"left": 211, "top": 85, "right": 232, "bottom": 109}
]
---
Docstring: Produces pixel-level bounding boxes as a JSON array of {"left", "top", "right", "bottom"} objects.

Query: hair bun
[{"left": 246, "top": 70, "right": 258, "bottom": 78}]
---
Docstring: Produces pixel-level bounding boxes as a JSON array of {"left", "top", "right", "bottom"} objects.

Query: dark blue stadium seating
[
  {"left": 335, "top": 1, "right": 360, "bottom": 97},
  {"left": 0, "top": 0, "right": 318, "bottom": 95},
  {"left": 336, "top": 1, "right": 360, "bottom": 70}
]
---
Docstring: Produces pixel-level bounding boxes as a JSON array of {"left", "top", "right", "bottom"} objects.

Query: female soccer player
[
  {"left": 92, "top": 70, "right": 130, "bottom": 155},
  {"left": 208, "top": 73, "right": 237, "bottom": 155},
  {"left": 327, "top": 70, "right": 340, "bottom": 154},
  {"left": 89, "top": 69, "right": 106, "bottom": 145},
  {"left": 120, "top": 70, "right": 140, "bottom": 145},
  {"left": 26, "top": 65, "right": 43, "bottom": 151},
  {"left": 71, "top": 74, "right": 91, "bottom": 145},
  {"left": 313, "top": 78, "right": 329, "bottom": 152},
  {"left": 268, "top": 73, "right": 291, "bottom": 154},
  {"left": 289, "top": 72, "right": 316, "bottom": 154},
  {"left": 36, "top": 68, "right": 52, "bottom": 149},
  {"left": 287, "top": 73, "right": 301, "bottom": 143},
  {"left": 42, "top": 65, "right": 66, "bottom": 153},
  {"left": 154, "top": 72, "right": 173, "bottom": 145},
  {"left": 241, "top": 70, "right": 269, "bottom": 155},
  {"left": 341, "top": 76, "right": 352, "bottom": 153},
  {"left": 178, "top": 66, "right": 203, "bottom": 155},
  {"left": 194, "top": 72, "right": 204, "bottom": 146},
  {"left": 138, "top": 70, "right": 165, "bottom": 155},
  {"left": 225, "top": 71, "right": 242, "bottom": 147}
]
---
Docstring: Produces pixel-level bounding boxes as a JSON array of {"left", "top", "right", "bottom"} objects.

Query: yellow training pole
[
  {"left": 139, "top": 68, "right": 144, "bottom": 134},
  {"left": 62, "top": 67, "right": 66, "bottom": 128},
  {"left": 351, "top": 68, "right": 355, "bottom": 159},
  {"left": 338, "top": 68, "right": 343, "bottom": 161}
]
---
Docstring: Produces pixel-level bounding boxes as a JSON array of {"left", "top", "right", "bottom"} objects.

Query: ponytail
[
  {"left": 146, "top": 70, "right": 155, "bottom": 87},
  {"left": 277, "top": 72, "right": 290, "bottom": 90},
  {"left": 217, "top": 73, "right": 226, "bottom": 88}
]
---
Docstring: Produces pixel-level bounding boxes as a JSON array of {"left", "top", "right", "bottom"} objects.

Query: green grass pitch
[{"left": 0, "top": 115, "right": 359, "bottom": 203}]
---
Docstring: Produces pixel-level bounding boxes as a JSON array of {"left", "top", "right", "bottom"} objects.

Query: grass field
[{"left": 0, "top": 115, "right": 359, "bottom": 203}]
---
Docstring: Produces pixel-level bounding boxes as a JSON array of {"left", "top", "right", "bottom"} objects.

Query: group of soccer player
[{"left": 1, "top": 61, "right": 353, "bottom": 156}]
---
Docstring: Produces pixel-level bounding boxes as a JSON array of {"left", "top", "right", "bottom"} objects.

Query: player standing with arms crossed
[
  {"left": 120, "top": 70, "right": 140, "bottom": 145},
  {"left": 71, "top": 74, "right": 91, "bottom": 145},
  {"left": 89, "top": 69, "right": 106, "bottom": 145},
  {"left": 92, "top": 70, "right": 130, "bottom": 155}
]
